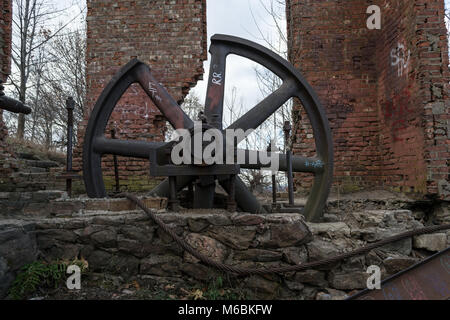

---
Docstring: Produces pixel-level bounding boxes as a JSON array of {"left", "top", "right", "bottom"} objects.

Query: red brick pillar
[
  {"left": 74, "top": 0, "right": 207, "bottom": 194},
  {"left": 286, "top": 0, "right": 380, "bottom": 194},
  {"left": 0, "top": 0, "right": 12, "bottom": 148},
  {"left": 287, "top": 0, "right": 449, "bottom": 200}
]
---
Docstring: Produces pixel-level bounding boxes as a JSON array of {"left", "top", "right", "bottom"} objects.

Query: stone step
[
  {"left": 21, "top": 159, "right": 61, "bottom": 169},
  {"left": 0, "top": 195, "right": 168, "bottom": 218}
]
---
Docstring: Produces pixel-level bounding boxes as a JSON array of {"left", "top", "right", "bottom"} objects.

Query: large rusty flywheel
[{"left": 82, "top": 34, "right": 333, "bottom": 221}]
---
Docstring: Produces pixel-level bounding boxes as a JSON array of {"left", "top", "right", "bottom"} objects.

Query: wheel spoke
[
  {"left": 135, "top": 64, "right": 194, "bottom": 130},
  {"left": 93, "top": 137, "right": 167, "bottom": 158},
  {"left": 227, "top": 80, "right": 296, "bottom": 143},
  {"left": 219, "top": 176, "right": 266, "bottom": 213},
  {"left": 150, "top": 175, "right": 196, "bottom": 197},
  {"left": 204, "top": 44, "right": 227, "bottom": 128},
  {"left": 238, "top": 149, "right": 324, "bottom": 173}
]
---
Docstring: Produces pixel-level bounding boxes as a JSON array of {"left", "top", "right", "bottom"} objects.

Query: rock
[
  {"left": 107, "top": 255, "right": 139, "bottom": 276},
  {"left": 284, "top": 280, "right": 304, "bottom": 292},
  {"left": 140, "top": 255, "right": 182, "bottom": 276},
  {"left": 181, "top": 263, "right": 218, "bottom": 282},
  {"left": 206, "top": 226, "right": 256, "bottom": 250},
  {"left": 88, "top": 250, "right": 113, "bottom": 270},
  {"left": 35, "top": 229, "right": 77, "bottom": 242},
  {"left": 295, "top": 270, "right": 328, "bottom": 287},
  {"left": 91, "top": 229, "right": 117, "bottom": 248},
  {"left": 184, "top": 233, "right": 228, "bottom": 263},
  {"left": 434, "top": 203, "right": 450, "bottom": 223},
  {"left": 306, "top": 222, "right": 350, "bottom": 238},
  {"left": 341, "top": 256, "right": 365, "bottom": 272},
  {"left": 231, "top": 214, "right": 265, "bottom": 226},
  {"left": 117, "top": 236, "right": 146, "bottom": 258},
  {"left": 316, "top": 292, "right": 332, "bottom": 300},
  {"left": 245, "top": 275, "right": 280, "bottom": 299},
  {"left": 0, "top": 257, "right": 14, "bottom": 299},
  {"left": 329, "top": 271, "right": 368, "bottom": 290},
  {"left": 120, "top": 225, "right": 155, "bottom": 242},
  {"left": 383, "top": 256, "right": 418, "bottom": 274},
  {"left": 233, "top": 249, "right": 282, "bottom": 262},
  {"left": 413, "top": 233, "right": 447, "bottom": 252},
  {"left": 260, "top": 222, "right": 312, "bottom": 248},
  {"left": 307, "top": 239, "right": 341, "bottom": 262},
  {"left": 0, "top": 226, "right": 37, "bottom": 272},
  {"left": 323, "top": 214, "right": 340, "bottom": 222},
  {"left": 317, "top": 288, "right": 348, "bottom": 300},
  {"left": 187, "top": 218, "right": 209, "bottom": 232},
  {"left": 280, "top": 246, "right": 308, "bottom": 265}
]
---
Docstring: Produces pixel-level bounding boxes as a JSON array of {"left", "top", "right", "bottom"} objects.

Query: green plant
[
  {"left": 201, "top": 276, "right": 246, "bottom": 300},
  {"left": 8, "top": 258, "right": 88, "bottom": 300}
]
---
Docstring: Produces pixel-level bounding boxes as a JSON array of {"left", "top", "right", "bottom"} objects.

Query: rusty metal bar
[
  {"left": 348, "top": 247, "right": 450, "bottom": 300},
  {"left": 284, "top": 121, "right": 294, "bottom": 206},
  {"left": 111, "top": 128, "right": 120, "bottom": 193},
  {"left": 65, "top": 97, "right": 75, "bottom": 197},
  {"left": 0, "top": 80, "right": 31, "bottom": 114},
  {"left": 227, "top": 174, "right": 236, "bottom": 212}
]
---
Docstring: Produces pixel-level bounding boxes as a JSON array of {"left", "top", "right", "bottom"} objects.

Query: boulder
[
  {"left": 184, "top": 233, "right": 228, "bottom": 263},
  {"left": 233, "top": 249, "right": 282, "bottom": 262},
  {"left": 260, "top": 222, "right": 312, "bottom": 248},
  {"left": 140, "top": 255, "right": 182, "bottom": 276},
  {"left": 206, "top": 226, "right": 256, "bottom": 250},
  {"left": 329, "top": 271, "right": 368, "bottom": 290},
  {"left": 413, "top": 233, "right": 447, "bottom": 252}
]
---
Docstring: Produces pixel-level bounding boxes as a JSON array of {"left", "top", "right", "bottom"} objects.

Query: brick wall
[
  {"left": 0, "top": 0, "right": 12, "bottom": 162},
  {"left": 287, "top": 0, "right": 450, "bottom": 200},
  {"left": 74, "top": 0, "right": 207, "bottom": 193}
]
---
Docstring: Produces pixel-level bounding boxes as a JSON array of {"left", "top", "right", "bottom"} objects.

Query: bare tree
[{"left": 8, "top": 0, "right": 83, "bottom": 140}]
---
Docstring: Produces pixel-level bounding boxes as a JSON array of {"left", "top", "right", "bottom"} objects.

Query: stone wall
[
  {"left": 286, "top": 0, "right": 450, "bottom": 200},
  {"left": 2, "top": 203, "right": 449, "bottom": 299},
  {"left": 73, "top": 0, "right": 207, "bottom": 193}
]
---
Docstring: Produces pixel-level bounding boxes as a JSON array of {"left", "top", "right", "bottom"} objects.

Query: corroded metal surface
[
  {"left": 349, "top": 247, "right": 450, "bottom": 300},
  {"left": 83, "top": 34, "right": 334, "bottom": 221}
]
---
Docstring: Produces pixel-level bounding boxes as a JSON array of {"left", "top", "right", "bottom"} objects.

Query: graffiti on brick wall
[
  {"left": 391, "top": 42, "right": 410, "bottom": 77},
  {"left": 383, "top": 87, "right": 412, "bottom": 142}
]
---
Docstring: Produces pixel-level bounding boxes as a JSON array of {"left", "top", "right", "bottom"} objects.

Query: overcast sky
[{"left": 48, "top": 0, "right": 450, "bottom": 119}]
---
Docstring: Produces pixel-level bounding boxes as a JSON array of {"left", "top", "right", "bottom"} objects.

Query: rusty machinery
[
  {"left": 82, "top": 34, "right": 333, "bottom": 222},
  {"left": 0, "top": 80, "right": 31, "bottom": 115}
]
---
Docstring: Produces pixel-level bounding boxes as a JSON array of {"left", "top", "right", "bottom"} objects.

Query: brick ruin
[
  {"left": 0, "top": 0, "right": 12, "bottom": 151},
  {"left": 1, "top": 0, "right": 448, "bottom": 201},
  {"left": 287, "top": 0, "right": 450, "bottom": 200},
  {"left": 72, "top": 0, "right": 207, "bottom": 193},
  {"left": 0, "top": 0, "right": 450, "bottom": 301}
]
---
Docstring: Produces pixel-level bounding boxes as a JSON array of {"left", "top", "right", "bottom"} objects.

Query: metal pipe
[
  {"left": 227, "top": 174, "right": 236, "bottom": 212},
  {"left": 0, "top": 80, "right": 31, "bottom": 114},
  {"left": 284, "top": 121, "right": 294, "bottom": 206},
  {"left": 66, "top": 97, "right": 75, "bottom": 197},
  {"left": 168, "top": 176, "right": 179, "bottom": 211},
  {"left": 111, "top": 128, "right": 120, "bottom": 193}
]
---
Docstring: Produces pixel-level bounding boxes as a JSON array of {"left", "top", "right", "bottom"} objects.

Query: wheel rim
[{"left": 82, "top": 34, "right": 333, "bottom": 221}]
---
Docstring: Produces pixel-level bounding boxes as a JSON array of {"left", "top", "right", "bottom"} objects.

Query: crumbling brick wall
[
  {"left": 73, "top": 0, "right": 207, "bottom": 193},
  {"left": 0, "top": 0, "right": 12, "bottom": 145},
  {"left": 287, "top": 0, "right": 450, "bottom": 200},
  {"left": 0, "top": 0, "right": 12, "bottom": 171}
]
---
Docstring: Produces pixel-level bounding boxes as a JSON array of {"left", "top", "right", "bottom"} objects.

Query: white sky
[
  {"left": 24, "top": 0, "right": 450, "bottom": 121},
  {"left": 192, "top": 0, "right": 285, "bottom": 110},
  {"left": 56, "top": 0, "right": 283, "bottom": 122}
]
